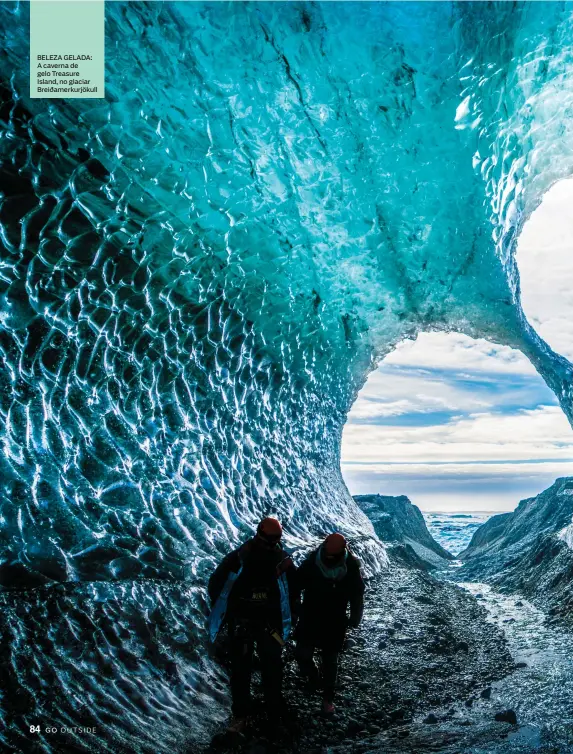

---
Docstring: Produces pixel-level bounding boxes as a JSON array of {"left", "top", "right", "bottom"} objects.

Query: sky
[{"left": 341, "top": 180, "right": 573, "bottom": 513}]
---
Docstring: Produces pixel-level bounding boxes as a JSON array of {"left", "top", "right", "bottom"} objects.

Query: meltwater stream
[
  {"left": 419, "top": 512, "right": 573, "bottom": 752},
  {"left": 457, "top": 584, "right": 573, "bottom": 753},
  {"left": 372, "top": 579, "right": 573, "bottom": 753}
]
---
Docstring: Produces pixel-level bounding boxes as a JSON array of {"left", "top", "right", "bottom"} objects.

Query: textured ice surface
[{"left": 1, "top": 1, "right": 573, "bottom": 750}]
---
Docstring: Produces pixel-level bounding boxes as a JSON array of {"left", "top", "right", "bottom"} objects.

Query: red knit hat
[
  {"left": 257, "top": 517, "right": 282, "bottom": 540},
  {"left": 324, "top": 532, "right": 346, "bottom": 555}
]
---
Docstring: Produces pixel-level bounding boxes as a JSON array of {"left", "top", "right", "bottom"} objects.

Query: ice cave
[{"left": 2, "top": 2, "right": 573, "bottom": 752}]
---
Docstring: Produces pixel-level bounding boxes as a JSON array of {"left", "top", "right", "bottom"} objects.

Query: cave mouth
[
  {"left": 341, "top": 330, "right": 573, "bottom": 519},
  {"left": 341, "top": 177, "right": 573, "bottom": 554}
]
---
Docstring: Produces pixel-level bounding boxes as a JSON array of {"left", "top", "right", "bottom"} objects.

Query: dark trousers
[
  {"left": 295, "top": 640, "right": 339, "bottom": 703},
  {"left": 229, "top": 624, "right": 283, "bottom": 718}
]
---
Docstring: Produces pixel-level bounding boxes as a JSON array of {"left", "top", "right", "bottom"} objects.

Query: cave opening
[
  {"left": 320, "top": 180, "right": 573, "bottom": 753},
  {"left": 342, "top": 331, "right": 573, "bottom": 516},
  {"left": 342, "top": 178, "right": 573, "bottom": 554}
]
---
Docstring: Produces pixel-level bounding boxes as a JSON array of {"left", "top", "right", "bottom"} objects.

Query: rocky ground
[
  {"left": 373, "top": 583, "right": 573, "bottom": 754},
  {"left": 205, "top": 561, "right": 515, "bottom": 754}
]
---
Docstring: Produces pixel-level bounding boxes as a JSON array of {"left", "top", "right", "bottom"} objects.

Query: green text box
[{"left": 30, "top": 0, "right": 105, "bottom": 99}]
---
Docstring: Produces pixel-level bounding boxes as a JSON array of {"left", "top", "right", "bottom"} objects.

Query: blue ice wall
[{"left": 1, "top": 2, "right": 573, "bottom": 750}]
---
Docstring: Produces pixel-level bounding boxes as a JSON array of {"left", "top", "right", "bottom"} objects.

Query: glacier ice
[{"left": 1, "top": 1, "right": 573, "bottom": 749}]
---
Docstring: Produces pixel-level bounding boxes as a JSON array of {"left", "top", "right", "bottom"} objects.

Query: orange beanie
[
  {"left": 324, "top": 532, "right": 346, "bottom": 555},
  {"left": 257, "top": 517, "right": 282, "bottom": 539}
]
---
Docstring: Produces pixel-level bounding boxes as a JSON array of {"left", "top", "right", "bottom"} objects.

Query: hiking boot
[
  {"left": 226, "top": 716, "right": 247, "bottom": 735},
  {"left": 321, "top": 699, "right": 335, "bottom": 716}
]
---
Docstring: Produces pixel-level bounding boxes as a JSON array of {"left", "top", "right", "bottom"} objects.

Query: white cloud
[
  {"left": 383, "top": 331, "right": 537, "bottom": 375},
  {"left": 518, "top": 178, "right": 573, "bottom": 362},
  {"left": 347, "top": 332, "right": 556, "bottom": 428},
  {"left": 341, "top": 334, "right": 573, "bottom": 511},
  {"left": 342, "top": 460, "right": 573, "bottom": 480},
  {"left": 348, "top": 367, "right": 491, "bottom": 421},
  {"left": 342, "top": 405, "right": 573, "bottom": 465}
]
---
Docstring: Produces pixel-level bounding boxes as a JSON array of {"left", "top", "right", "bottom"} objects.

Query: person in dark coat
[
  {"left": 207, "top": 517, "right": 297, "bottom": 733},
  {"left": 295, "top": 532, "right": 365, "bottom": 715}
]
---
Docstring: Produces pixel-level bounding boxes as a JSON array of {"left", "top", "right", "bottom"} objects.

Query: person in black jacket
[
  {"left": 295, "top": 532, "right": 365, "bottom": 715},
  {"left": 207, "top": 517, "right": 297, "bottom": 733}
]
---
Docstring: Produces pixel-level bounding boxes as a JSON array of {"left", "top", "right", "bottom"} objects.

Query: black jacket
[
  {"left": 296, "top": 547, "right": 365, "bottom": 650},
  {"left": 208, "top": 538, "right": 298, "bottom": 630}
]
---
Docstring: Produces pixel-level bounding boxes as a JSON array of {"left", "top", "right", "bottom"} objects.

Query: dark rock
[
  {"left": 423, "top": 713, "right": 438, "bottom": 725},
  {"left": 377, "top": 641, "right": 387, "bottom": 650},
  {"left": 354, "top": 494, "right": 454, "bottom": 569},
  {"left": 346, "top": 718, "right": 362, "bottom": 735},
  {"left": 480, "top": 687, "right": 492, "bottom": 699},
  {"left": 427, "top": 612, "right": 447, "bottom": 625},
  {"left": 515, "top": 661, "right": 528, "bottom": 668},
  {"left": 495, "top": 709, "right": 517, "bottom": 725}
]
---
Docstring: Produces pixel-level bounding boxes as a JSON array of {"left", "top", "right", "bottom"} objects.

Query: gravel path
[{"left": 206, "top": 565, "right": 513, "bottom": 753}]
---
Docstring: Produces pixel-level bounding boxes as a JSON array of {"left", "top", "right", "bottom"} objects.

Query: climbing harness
[{"left": 208, "top": 553, "right": 292, "bottom": 643}]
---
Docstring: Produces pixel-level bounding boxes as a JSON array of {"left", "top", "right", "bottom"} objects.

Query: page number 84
[{"left": 30, "top": 726, "right": 41, "bottom": 733}]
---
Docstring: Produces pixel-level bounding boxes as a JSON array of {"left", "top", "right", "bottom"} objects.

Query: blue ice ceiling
[{"left": 1, "top": 1, "right": 573, "bottom": 750}]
